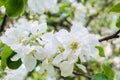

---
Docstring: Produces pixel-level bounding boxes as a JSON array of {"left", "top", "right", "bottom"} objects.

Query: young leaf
[
  {"left": 92, "top": 73, "right": 108, "bottom": 80},
  {"left": 102, "top": 64, "right": 115, "bottom": 80},
  {"left": 1, "top": 45, "right": 13, "bottom": 70},
  {"left": 110, "top": 3, "right": 120, "bottom": 12},
  {"left": 7, "top": 56, "right": 22, "bottom": 69},
  {"left": 6, "top": 51, "right": 22, "bottom": 69},
  {"left": 5, "top": 0, "right": 26, "bottom": 17},
  {"left": 116, "top": 17, "right": 120, "bottom": 28},
  {"left": 1, "top": 45, "right": 22, "bottom": 70},
  {"left": 95, "top": 46, "right": 105, "bottom": 57}
]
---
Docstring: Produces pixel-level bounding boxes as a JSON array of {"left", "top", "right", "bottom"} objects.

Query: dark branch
[
  {"left": 73, "top": 71, "right": 91, "bottom": 79},
  {"left": 0, "top": 15, "right": 8, "bottom": 34},
  {"left": 84, "top": 13, "right": 98, "bottom": 27},
  {"left": 99, "top": 29, "right": 120, "bottom": 42}
]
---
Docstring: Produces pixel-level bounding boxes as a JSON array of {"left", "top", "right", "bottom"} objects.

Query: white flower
[
  {"left": 1, "top": 18, "right": 47, "bottom": 50},
  {"left": 27, "top": 0, "right": 59, "bottom": 15},
  {"left": 53, "top": 22, "right": 99, "bottom": 76},
  {"left": 39, "top": 59, "right": 55, "bottom": 77},
  {"left": 4, "top": 65, "right": 27, "bottom": 80},
  {"left": 1, "top": 18, "right": 48, "bottom": 71},
  {"left": 39, "top": 15, "right": 47, "bottom": 23},
  {"left": 37, "top": 32, "right": 61, "bottom": 76},
  {"left": 54, "top": 22, "right": 99, "bottom": 62},
  {"left": 0, "top": 6, "right": 5, "bottom": 14},
  {"left": 11, "top": 45, "right": 40, "bottom": 71},
  {"left": 1, "top": 17, "right": 99, "bottom": 77},
  {"left": 39, "top": 32, "right": 61, "bottom": 56},
  {"left": 60, "top": 61, "right": 74, "bottom": 77}
]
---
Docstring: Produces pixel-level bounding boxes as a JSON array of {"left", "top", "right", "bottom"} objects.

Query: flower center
[
  {"left": 70, "top": 42, "right": 78, "bottom": 50},
  {"left": 17, "top": 31, "right": 43, "bottom": 46},
  {"left": 30, "top": 50, "right": 36, "bottom": 56},
  {"left": 58, "top": 46, "right": 65, "bottom": 53}
]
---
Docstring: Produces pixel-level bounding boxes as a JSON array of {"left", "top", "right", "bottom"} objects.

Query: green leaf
[
  {"left": 7, "top": 52, "right": 22, "bottom": 69},
  {"left": 0, "top": 0, "right": 6, "bottom": 6},
  {"left": 60, "top": 4, "right": 74, "bottom": 18},
  {"left": 102, "top": 64, "right": 115, "bottom": 80},
  {"left": 92, "top": 73, "right": 108, "bottom": 80},
  {"left": 1, "top": 45, "right": 22, "bottom": 70},
  {"left": 0, "top": 42, "right": 4, "bottom": 47},
  {"left": 116, "top": 17, "right": 120, "bottom": 28},
  {"left": 95, "top": 46, "right": 105, "bottom": 57},
  {"left": 1, "top": 45, "right": 13, "bottom": 70},
  {"left": 76, "top": 58, "right": 81, "bottom": 64},
  {"left": 5, "top": 0, "right": 26, "bottom": 17},
  {"left": 110, "top": 3, "right": 120, "bottom": 12}
]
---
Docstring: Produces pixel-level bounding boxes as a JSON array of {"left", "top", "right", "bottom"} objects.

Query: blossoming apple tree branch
[{"left": 99, "top": 29, "right": 120, "bottom": 42}]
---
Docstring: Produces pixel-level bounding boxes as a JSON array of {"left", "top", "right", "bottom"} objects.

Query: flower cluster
[
  {"left": 1, "top": 18, "right": 99, "bottom": 77},
  {"left": 27, "top": 0, "right": 59, "bottom": 15}
]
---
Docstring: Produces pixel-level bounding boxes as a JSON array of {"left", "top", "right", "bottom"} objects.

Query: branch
[
  {"left": 84, "top": 13, "right": 98, "bottom": 27},
  {"left": 73, "top": 71, "right": 91, "bottom": 79},
  {"left": 99, "top": 29, "right": 120, "bottom": 42},
  {"left": 0, "top": 15, "right": 8, "bottom": 34}
]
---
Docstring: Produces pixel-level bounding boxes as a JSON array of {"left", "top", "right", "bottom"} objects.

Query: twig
[
  {"left": 85, "top": 13, "right": 98, "bottom": 27},
  {"left": 64, "top": 18, "right": 72, "bottom": 26},
  {"left": 73, "top": 71, "right": 91, "bottom": 80},
  {"left": 54, "top": 66, "right": 91, "bottom": 79},
  {"left": 99, "top": 29, "right": 120, "bottom": 42},
  {"left": 0, "top": 15, "right": 8, "bottom": 34}
]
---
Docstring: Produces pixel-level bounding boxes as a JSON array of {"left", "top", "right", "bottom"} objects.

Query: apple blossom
[
  {"left": 0, "top": 0, "right": 119, "bottom": 80},
  {"left": 1, "top": 18, "right": 48, "bottom": 71},
  {"left": 52, "top": 22, "right": 99, "bottom": 76}
]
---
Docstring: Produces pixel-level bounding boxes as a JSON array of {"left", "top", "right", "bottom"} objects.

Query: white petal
[
  {"left": 38, "top": 23, "right": 47, "bottom": 33},
  {"left": 47, "top": 64, "right": 55, "bottom": 76},
  {"left": 11, "top": 54, "right": 21, "bottom": 61},
  {"left": 79, "top": 53, "right": 86, "bottom": 62},
  {"left": 52, "top": 53, "right": 64, "bottom": 66},
  {"left": 71, "top": 22, "right": 88, "bottom": 34},
  {"left": 43, "top": 36, "right": 60, "bottom": 56},
  {"left": 34, "top": 47, "right": 47, "bottom": 60},
  {"left": 23, "top": 55, "right": 36, "bottom": 71},
  {"left": 39, "top": 59, "right": 48, "bottom": 73},
  {"left": 52, "top": 50, "right": 70, "bottom": 66},
  {"left": 41, "top": 32, "right": 54, "bottom": 42},
  {"left": 68, "top": 53, "right": 78, "bottom": 63},
  {"left": 55, "top": 29, "right": 69, "bottom": 42},
  {"left": 60, "top": 61, "right": 74, "bottom": 77}
]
